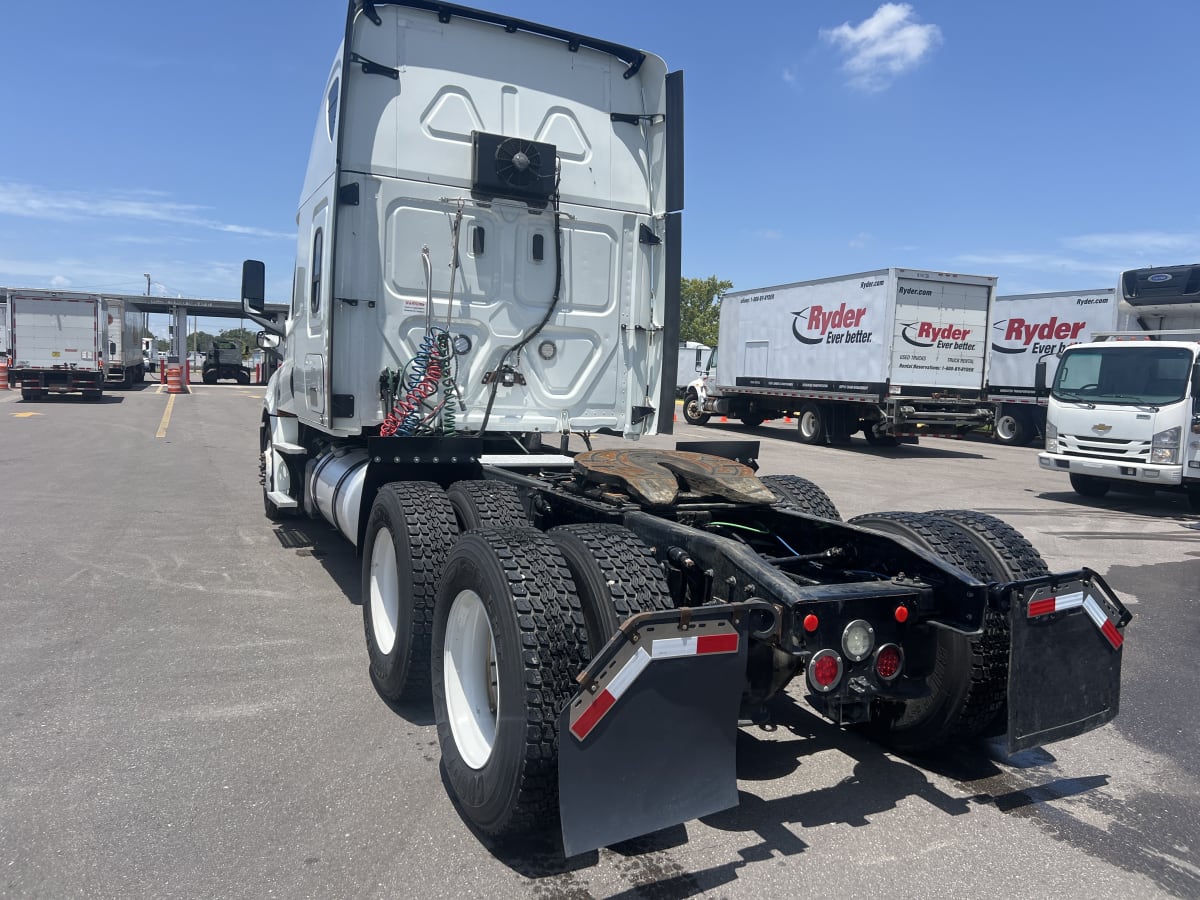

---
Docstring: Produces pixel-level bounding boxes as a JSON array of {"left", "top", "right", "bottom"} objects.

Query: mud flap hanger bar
[
  {"left": 1004, "top": 568, "right": 1131, "bottom": 754},
  {"left": 557, "top": 601, "right": 777, "bottom": 857}
]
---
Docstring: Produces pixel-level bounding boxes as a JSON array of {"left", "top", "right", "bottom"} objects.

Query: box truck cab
[{"left": 1038, "top": 264, "right": 1200, "bottom": 510}]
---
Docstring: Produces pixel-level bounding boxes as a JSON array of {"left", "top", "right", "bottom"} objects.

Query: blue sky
[{"left": 3, "top": 0, "right": 1199, "bottom": 336}]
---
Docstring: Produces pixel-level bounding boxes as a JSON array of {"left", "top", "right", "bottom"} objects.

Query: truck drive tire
[
  {"left": 203, "top": 369, "right": 218, "bottom": 385},
  {"left": 548, "top": 524, "right": 675, "bottom": 655},
  {"left": 1069, "top": 473, "right": 1111, "bottom": 498},
  {"left": 993, "top": 407, "right": 1034, "bottom": 447},
  {"left": 760, "top": 473, "right": 842, "bottom": 520},
  {"left": 927, "top": 509, "right": 1050, "bottom": 737},
  {"left": 683, "top": 391, "right": 710, "bottom": 426},
  {"left": 847, "top": 511, "right": 1006, "bottom": 752},
  {"left": 237, "top": 369, "right": 251, "bottom": 385},
  {"left": 739, "top": 412, "right": 766, "bottom": 428},
  {"left": 796, "top": 402, "right": 826, "bottom": 445},
  {"left": 432, "top": 529, "right": 590, "bottom": 838},
  {"left": 362, "top": 482, "right": 459, "bottom": 703},
  {"left": 447, "top": 481, "right": 528, "bottom": 531}
]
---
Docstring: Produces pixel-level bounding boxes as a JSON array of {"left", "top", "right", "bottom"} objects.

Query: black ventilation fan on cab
[{"left": 471, "top": 131, "right": 557, "bottom": 202}]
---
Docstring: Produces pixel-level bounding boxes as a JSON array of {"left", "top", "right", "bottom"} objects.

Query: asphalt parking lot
[{"left": 1, "top": 385, "right": 1197, "bottom": 899}]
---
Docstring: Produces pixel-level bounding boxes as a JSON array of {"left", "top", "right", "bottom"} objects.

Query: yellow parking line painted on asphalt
[
  {"left": 156, "top": 383, "right": 164, "bottom": 394},
  {"left": 156, "top": 394, "right": 176, "bottom": 439}
]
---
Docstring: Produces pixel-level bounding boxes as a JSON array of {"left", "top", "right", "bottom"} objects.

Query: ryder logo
[
  {"left": 791, "top": 303, "right": 872, "bottom": 346},
  {"left": 901, "top": 322, "right": 977, "bottom": 351},
  {"left": 991, "top": 317, "right": 1087, "bottom": 355}
]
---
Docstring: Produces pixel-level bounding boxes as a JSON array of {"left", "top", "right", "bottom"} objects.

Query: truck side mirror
[
  {"left": 256, "top": 332, "right": 280, "bottom": 351},
  {"left": 242, "top": 260, "right": 266, "bottom": 314},
  {"left": 1034, "top": 360, "right": 1047, "bottom": 395}
]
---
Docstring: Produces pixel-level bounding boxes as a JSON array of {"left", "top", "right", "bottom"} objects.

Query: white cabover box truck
[
  {"left": 1038, "top": 264, "right": 1200, "bottom": 510},
  {"left": 102, "top": 297, "right": 146, "bottom": 386},
  {"left": 241, "top": 0, "right": 1129, "bottom": 857},
  {"left": 8, "top": 289, "right": 106, "bottom": 400},
  {"left": 0, "top": 296, "right": 8, "bottom": 357},
  {"left": 985, "top": 289, "right": 1120, "bottom": 446},
  {"left": 683, "top": 268, "right": 996, "bottom": 445}
]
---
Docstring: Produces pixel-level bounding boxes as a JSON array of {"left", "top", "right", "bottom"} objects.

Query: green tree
[
  {"left": 187, "top": 330, "right": 216, "bottom": 353},
  {"left": 679, "top": 276, "right": 732, "bottom": 347}
]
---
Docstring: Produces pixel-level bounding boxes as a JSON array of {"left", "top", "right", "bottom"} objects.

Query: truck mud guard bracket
[
  {"left": 558, "top": 601, "right": 776, "bottom": 857},
  {"left": 1005, "top": 568, "right": 1131, "bottom": 754}
]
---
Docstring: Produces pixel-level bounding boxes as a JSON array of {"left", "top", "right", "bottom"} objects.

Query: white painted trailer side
[
  {"left": 103, "top": 297, "right": 145, "bottom": 384},
  {"left": 10, "top": 293, "right": 103, "bottom": 372}
]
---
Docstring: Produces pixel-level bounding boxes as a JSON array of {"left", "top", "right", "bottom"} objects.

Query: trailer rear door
[
  {"left": 890, "top": 277, "right": 990, "bottom": 393},
  {"left": 12, "top": 295, "right": 101, "bottom": 371}
]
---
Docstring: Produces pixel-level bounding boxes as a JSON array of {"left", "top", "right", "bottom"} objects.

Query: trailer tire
[
  {"left": 237, "top": 369, "right": 251, "bottom": 385},
  {"left": 363, "top": 482, "right": 459, "bottom": 702},
  {"left": 548, "top": 524, "right": 675, "bottom": 655},
  {"left": 432, "top": 529, "right": 589, "bottom": 837},
  {"left": 447, "top": 481, "right": 528, "bottom": 531},
  {"left": 993, "top": 408, "right": 1034, "bottom": 447},
  {"left": 20, "top": 388, "right": 41, "bottom": 401},
  {"left": 760, "top": 474, "right": 842, "bottom": 520},
  {"left": 1069, "top": 473, "right": 1110, "bottom": 498},
  {"left": 847, "top": 511, "right": 1005, "bottom": 751},
  {"left": 796, "top": 402, "right": 826, "bottom": 445},
  {"left": 83, "top": 389, "right": 103, "bottom": 401},
  {"left": 683, "top": 391, "right": 710, "bottom": 426}
]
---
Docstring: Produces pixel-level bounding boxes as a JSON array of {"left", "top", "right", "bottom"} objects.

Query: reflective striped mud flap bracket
[
  {"left": 1006, "top": 568, "right": 1131, "bottom": 754},
  {"left": 558, "top": 602, "right": 775, "bottom": 857}
]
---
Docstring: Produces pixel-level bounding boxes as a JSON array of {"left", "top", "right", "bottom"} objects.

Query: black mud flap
[
  {"left": 557, "top": 602, "right": 773, "bottom": 857},
  {"left": 1006, "top": 569, "right": 1131, "bottom": 754}
]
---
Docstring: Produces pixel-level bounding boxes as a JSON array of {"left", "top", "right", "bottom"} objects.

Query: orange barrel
[
  {"left": 166, "top": 364, "right": 184, "bottom": 394},
  {"left": 0, "top": 359, "right": 8, "bottom": 390}
]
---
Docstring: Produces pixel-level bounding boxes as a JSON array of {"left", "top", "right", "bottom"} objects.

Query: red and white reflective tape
[
  {"left": 569, "top": 633, "right": 740, "bottom": 741},
  {"left": 1028, "top": 590, "right": 1123, "bottom": 650}
]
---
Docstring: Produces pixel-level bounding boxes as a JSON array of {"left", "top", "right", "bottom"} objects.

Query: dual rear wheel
[{"left": 361, "top": 480, "right": 674, "bottom": 837}]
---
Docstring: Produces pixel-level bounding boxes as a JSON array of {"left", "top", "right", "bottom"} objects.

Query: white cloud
[
  {"left": 849, "top": 232, "right": 872, "bottom": 249},
  {"left": 0, "top": 182, "right": 292, "bottom": 240},
  {"left": 821, "top": 3, "right": 942, "bottom": 92},
  {"left": 755, "top": 229, "right": 785, "bottom": 240}
]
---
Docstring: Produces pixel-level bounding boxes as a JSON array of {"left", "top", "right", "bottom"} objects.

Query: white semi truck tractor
[
  {"left": 242, "top": 0, "right": 1131, "bottom": 856},
  {"left": 1038, "top": 264, "right": 1200, "bottom": 510}
]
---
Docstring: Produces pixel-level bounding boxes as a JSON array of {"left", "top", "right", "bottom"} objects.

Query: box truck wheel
[
  {"left": 432, "top": 529, "right": 589, "bottom": 837},
  {"left": 796, "top": 403, "right": 826, "bottom": 445},
  {"left": 993, "top": 407, "right": 1034, "bottom": 446},
  {"left": 549, "top": 524, "right": 675, "bottom": 655},
  {"left": 237, "top": 369, "right": 251, "bottom": 385},
  {"left": 362, "top": 482, "right": 459, "bottom": 702},
  {"left": 683, "top": 391, "right": 710, "bottom": 425},
  {"left": 1069, "top": 473, "right": 1111, "bottom": 498},
  {"left": 447, "top": 481, "right": 528, "bottom": 531},
  {"left": 848, "top": 511, "right": 1006, "bottom": 751},
  {"left": 739, "top": 412, "right": 765, "bottom": 428},
  {"left": 760, "top": 474, "right": 841, "bottom": 520},
  {"left": 1188, "top": 484, "right": 1200, "bottom": 513}
]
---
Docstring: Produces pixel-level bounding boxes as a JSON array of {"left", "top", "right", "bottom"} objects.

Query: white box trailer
[
  {"left": 985, "top": 289, "right": 1120, "bottom": 445},
  {"left": 8, "top": 290, "right": 106, "bottom": 400},
  {"left": 676, "top": 341, "right": 712, "bottom": 396},
  {"left": 0, "top": 296, "right": 8, "bottom": 357},
  {"left": 684, "top": 268, "right": 997, "bottom": 445},
  {"left": 102, "top": 297, "right": 146, "bottom": 386}
]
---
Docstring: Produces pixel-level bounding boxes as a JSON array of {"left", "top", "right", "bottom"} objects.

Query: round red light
[
  {"left": 894, "top": 605, "right": 909, "bottom": 623},
  {"left": 875, "top": 645, "right": 902, "bottom": 680},
  {"left": 803, "top": 614, "right": 819, "bottom": 632},
  {"left": 812, "top": 653, "right": 840, "bottom": 686}
]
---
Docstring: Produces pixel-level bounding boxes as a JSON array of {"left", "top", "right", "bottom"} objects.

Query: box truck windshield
[{"left": 1053, "top": 344, "right": 1193, "bottom": 407}]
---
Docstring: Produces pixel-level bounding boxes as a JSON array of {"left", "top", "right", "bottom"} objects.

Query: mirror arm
[{"left": 243, "top": 308, "right": 285, "bottom": 338}]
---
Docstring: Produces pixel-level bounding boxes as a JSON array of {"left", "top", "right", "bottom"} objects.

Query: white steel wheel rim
[
  {"left": 369, "top": 528, "right": 399, "bottom": 655},
  {"left": 443, "top": 589, "right": 499, "bottom": 770},
  {"left": 996, "top": 415, "right": 1017, "bottom": 440},
  {"left": 800, "top": 411, "right": 819, "bottom": 439}
]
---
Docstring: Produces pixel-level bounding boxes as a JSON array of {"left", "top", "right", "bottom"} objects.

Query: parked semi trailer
[
  {"left": 244, "top": 0, "right": 1130, "bottom": 856},
  {"left": 7, "top": 289, "right": 106, "bottom": 400},
  {"left": 683, "top": 269, "right": 997, "bottom": 445},
  {"left": 986, "top": 289, "right": 1119, "bottom": 446},
  {"left": 1038, "top": 264, "right": 1200, "bottom": 510}
]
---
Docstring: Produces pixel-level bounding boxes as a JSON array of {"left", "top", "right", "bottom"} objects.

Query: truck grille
[{"left": 1059, "top": 434, "right": 1150, "bottom": 462}]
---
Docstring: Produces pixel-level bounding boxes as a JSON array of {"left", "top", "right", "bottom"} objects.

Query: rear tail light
[
  {"left": 874, "top": 644, "right": 903, "bottom": 681},
  {"left": 807, "top": 649, "right": 843, "bottom": 692}
]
